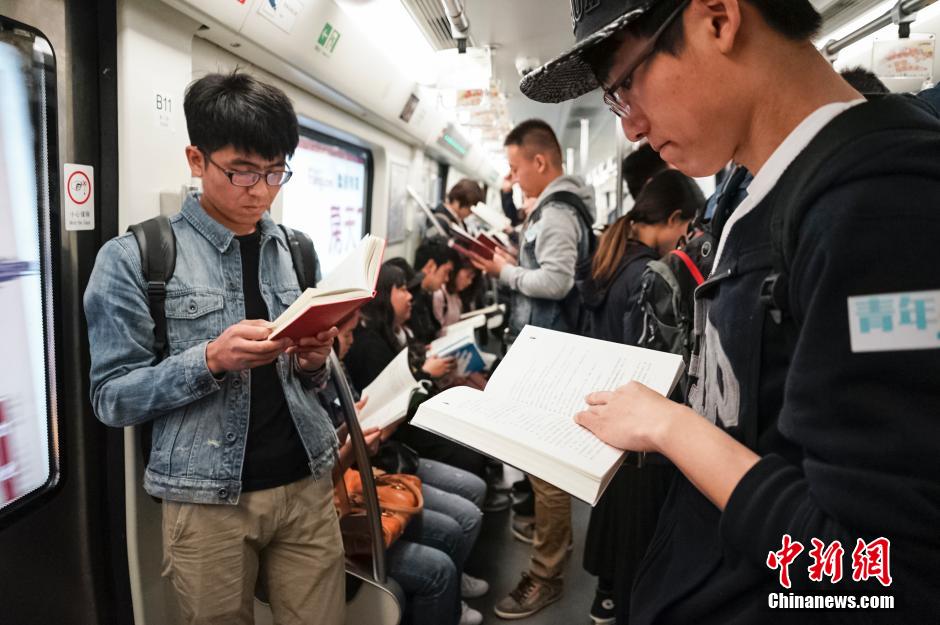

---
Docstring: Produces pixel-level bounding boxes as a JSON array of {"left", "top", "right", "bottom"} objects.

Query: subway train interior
[{"left": 1, "top": 0, "right": 939, "bottom": 624}]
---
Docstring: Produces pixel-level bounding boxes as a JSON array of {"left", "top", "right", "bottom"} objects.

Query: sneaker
[
  {"left": 494, "top": 572, "right": 563, "bottom": 619},
  {"left": 511, "top": 491, "right": 534, "bottom": 516},
  {"left": 511, "top": 477, "right": 531, "bottom": 495},
  {"left": 460, "top": 601, "right": 484, "bottom": 625},
  {"left": 461, "top": 573, "right": 489, "bottom": 599},
  {"left": 483, "top": 490, "right": 512, "bottom": 512},
  {"left": 590, "top": 588, "right": 617, "bottom": 624},
  {"left": 510, "top": 515, "right": 535, "bottom": 544}
]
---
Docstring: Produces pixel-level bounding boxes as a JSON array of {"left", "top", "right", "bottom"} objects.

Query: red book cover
[
  {"left": 270, "top": 235, "right": 385, "bottom": 340},
  {"left": 272, "top": 295, "right": 373, "bottom": 341},
  {"left": 450, "top": 229, "right": 494, "bottom": 260}
]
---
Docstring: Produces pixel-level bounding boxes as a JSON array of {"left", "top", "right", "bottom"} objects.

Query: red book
[
  {"left": 449, "top": 225, "right": 495, "bottom": 260},
  {"left": 269, "top": 235, "right": 386, "bottom": 340}
]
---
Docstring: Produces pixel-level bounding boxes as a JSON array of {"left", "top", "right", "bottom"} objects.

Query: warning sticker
[{"left": 64, "top": 163, "right": 94, "bottom": 231}]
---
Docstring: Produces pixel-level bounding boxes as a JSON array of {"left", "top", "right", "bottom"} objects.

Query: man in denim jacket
[{"left": 84, "top": 72, "right": 344, "bottom": 624}]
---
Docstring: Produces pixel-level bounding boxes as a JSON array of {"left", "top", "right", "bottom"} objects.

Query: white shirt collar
[{"left": 711, "top": 99, "right": 867, "bottom": 270}]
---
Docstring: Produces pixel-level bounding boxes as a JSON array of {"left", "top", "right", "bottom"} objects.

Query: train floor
[{"left": 464, "top": 466, "right": 598, "bottom": 625}]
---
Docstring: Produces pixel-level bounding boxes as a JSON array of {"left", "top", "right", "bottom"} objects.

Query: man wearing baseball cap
[{"left": 524, "top": 1, "right": 940, "bottom": 623}]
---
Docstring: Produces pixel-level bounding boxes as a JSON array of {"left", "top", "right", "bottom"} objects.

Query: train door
[{"left": 0, "top": 2, "right": 132, "bottom": 625}]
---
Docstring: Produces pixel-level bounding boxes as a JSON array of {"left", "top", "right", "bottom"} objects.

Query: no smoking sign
[{"left": 64, "top": 163, "right": 94, "bottom": 231}]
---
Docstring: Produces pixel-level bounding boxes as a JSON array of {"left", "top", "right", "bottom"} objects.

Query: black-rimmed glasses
[
  {"left": 202, "top": 150, "right": 293, "bottom": 187},
  {"left": 603, "top": 0, "right": 690, "bottom": 119}
]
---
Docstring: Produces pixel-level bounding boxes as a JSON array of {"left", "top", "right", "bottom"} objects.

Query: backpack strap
[
  {"left": 762, "top": 95, "right": 939, "bottom": 323},
  {"left": 279, "top": 224, "right": 320, "bottom": 290},
  {"left": 127, "top": 216, "right": 176, "bottom": 358}
]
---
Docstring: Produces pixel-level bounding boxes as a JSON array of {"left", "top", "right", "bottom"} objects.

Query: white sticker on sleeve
[{"left": 848, "top": 289, "right": 940, "bottom": 352}]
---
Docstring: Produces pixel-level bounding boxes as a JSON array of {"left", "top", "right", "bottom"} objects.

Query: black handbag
[{"left": 371, "top": 440, "right": 420, "bottom": 475}]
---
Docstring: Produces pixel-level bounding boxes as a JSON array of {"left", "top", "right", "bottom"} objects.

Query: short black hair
[
  {"left": 623, "top": 143, "right": 668, "bottom": 198},
  {"left": 504, "top": 119, "right": 563, "bottom": 167},
  {"left": 414, "top": 241, "right": 457, "bottom": 272},
  {"left": 184, "top": 71, "right": 299, "bottom": 160},
  {"left": 840, "top": 66, "right": 889, "bottom": 95},
  {"left": 585, "top": 0, "right": 823, "bottom": 84}
]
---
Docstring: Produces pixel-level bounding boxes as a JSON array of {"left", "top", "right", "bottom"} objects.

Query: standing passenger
[
  {"left": 579, "top": 169, "right": 702, "bottom": 625},
  {"left": 469, "top": 119, "right": 595, "bottom": 619},
  {"left": 523, "top": 0, "right": 940, "bottom": 623},
  {"left": 84, "top": 72, "right": 345, "bottom": 625}
]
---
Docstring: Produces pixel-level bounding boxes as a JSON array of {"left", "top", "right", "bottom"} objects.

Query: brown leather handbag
[{"left": 334, "top": 468, "right": 423, "bottom": 557}]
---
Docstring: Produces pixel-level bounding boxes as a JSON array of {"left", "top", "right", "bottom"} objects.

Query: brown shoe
[{"left": 494, "top": 572, "right": 562, "bottom": 619}]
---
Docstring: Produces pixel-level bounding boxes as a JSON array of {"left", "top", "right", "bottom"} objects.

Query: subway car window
[
  {"left": 281, "top": 129, "right": 372, "bottom": 275},
  {"left": 0, "top": 23, "right": 59, "bottom": 517}
]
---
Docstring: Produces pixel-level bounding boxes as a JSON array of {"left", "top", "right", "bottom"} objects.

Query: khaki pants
[
  {"left": 162, "top": 476, "right": 345, "bottom": 625},
  {"left": 529, "top": 475, "right": 572, "bottom": 582}
]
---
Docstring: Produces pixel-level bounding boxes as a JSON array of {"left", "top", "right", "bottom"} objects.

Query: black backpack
[
  {"left": 632, "top": 166, "right": 749, "bottom": 399},
  {"left": 540, "top": 190, "right": 598, "bottom": 334},
  {"left": 127, "top": 215, "right": 319, "bottom": 468}
]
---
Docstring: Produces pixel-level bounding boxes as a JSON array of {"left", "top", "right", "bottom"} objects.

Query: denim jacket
[{"left": 84, "top": 194, "right": 337, "bottom": 504}]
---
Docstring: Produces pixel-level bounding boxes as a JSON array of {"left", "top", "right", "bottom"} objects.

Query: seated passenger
[
  {"left": 409, "top": 242, "right": 459, "bottom": 345},
  {"left": 84, "top": 71, "right": 345, "bottom": 624},
  {"left": 327, "top": 310, "right": 488, "bottom": 625},
  {"left": 433, "top": 257, "right": 480, "bottom": 328},
  {"left": 579, "top": 169, "right": 702, "bottom": 625},
  {"left": 523, "top": 0, "right": 940, "bottom": 622},
  {"left": 426, "top": 178, "right": 485, "bottom": 239},
  {"left": 345, "top": 262, "right": 510, "bottom": 512}
]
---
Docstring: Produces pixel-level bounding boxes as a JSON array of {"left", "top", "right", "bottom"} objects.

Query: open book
[
  {"left": 358, "top": 348, "right": 426, "bottom": 430},
  {"left": 458, "top": 303, "right": 504, "bottom": 321},
  {"left": 429, "top": 326, "right": 491, "bottom": 376},
  {"left": 412, "top": 325, "right": 685, "bottom": 505},
  {"left": 270, "top": 235, "right": 386, "bottom": 340},
  {"left": 471, "top": 202, "right": 511, "bottom": 232}
]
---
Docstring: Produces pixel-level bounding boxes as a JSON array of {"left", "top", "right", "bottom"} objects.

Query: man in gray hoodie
[{"left": 470, "top": 118, "right": 596, "bottom": 619}]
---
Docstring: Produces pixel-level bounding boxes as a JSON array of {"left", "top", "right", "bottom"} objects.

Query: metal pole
[
  {"left": 823, "top": 0, "right": 936, "bottom": 57},
  {"left": 329, "top": 351, "right": 387, "bottom": 583}
]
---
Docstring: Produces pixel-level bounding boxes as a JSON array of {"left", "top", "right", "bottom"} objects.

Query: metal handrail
[
  {"left": 329, "top": 351, "right": 387, "bottom": 583},
  {"left": 823, "top": 0, "right": 937, "bottom": 57}
]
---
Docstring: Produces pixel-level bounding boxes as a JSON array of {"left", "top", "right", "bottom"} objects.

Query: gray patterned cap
[{"left": 520, "top": 0, "right": 656, "bottom": 103}]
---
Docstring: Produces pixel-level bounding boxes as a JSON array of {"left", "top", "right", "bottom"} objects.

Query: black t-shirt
[{"left": 237, "top": 229, "right": 311, "bottom": 492}]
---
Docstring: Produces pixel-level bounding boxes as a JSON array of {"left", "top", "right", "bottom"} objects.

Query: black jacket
[
  {"left": 579, "top": 241, "right": 658, "bottom": 344},
  {"left": 633, "top": 96, "right": 940, "bottom": 624},
  {"left": 344, "top": 324, "right": 399, "bottom": 391},
  {"left": 407, "top": 284, "right": 441, "bottom": 346}
]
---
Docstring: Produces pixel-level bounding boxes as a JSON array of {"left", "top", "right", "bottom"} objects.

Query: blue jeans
[
  {"left": 388, "top": 520, "right": 460, "bottom": 625},
  {"left": 416, "top": 459, "right": 485, "bottom": 570},
  {"left": 387, "top": 460, "right": 485, "bottom": 625}
]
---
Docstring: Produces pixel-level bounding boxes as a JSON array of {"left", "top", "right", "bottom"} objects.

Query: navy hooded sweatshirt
[{"left": 631, "top": 95, "right": 940, "bottom": 624}]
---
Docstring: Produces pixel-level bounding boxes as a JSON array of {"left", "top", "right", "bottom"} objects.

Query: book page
[
  {"left": 485, "top": 325, "right": 684, "bottom": 417},
  {"left": 443, "top": 315, "right": 486, "bottom": 336},
  {"left": 316, "top": 234, "right": 384, "bottom": 294},
  {"left": 358, "top": 348, "right": 419, "bottom": 427},
  {"left": 458, "top": 303, "right": 502, "bottom": 320},
  {"left": 416, "top": 386, "right": 622, "bottom": 478}
]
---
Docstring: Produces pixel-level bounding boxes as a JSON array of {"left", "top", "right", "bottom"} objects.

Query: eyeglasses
[
  {"left": 201, "top": 150, "right": 293, "bottom": 187},
  {"left": 603, "top": 0, "right": 690, "bottom": 119}
]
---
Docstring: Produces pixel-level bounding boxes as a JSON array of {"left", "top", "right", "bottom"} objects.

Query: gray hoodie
[{"left": 499, "top": 174, "right": 595, "bottom": 336}]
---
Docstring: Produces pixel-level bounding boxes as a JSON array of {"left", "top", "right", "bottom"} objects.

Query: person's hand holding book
[
  {"left": 575, "top": 381, "right": 689, "bottom": 453},
  {"left": 206, "top": 319, "right": 294, "bottom": 375},
  {"left": 287, "top": 326, "right": 339, "bottom": 372},
  {"left": 422, "top": 355, "right": 456, "bottom": 378}
]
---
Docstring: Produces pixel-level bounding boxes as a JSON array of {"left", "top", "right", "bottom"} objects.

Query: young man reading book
[
  {"left": 409, "top": 241, "right": 458, "bottom": 345},
  {"left": 84, "top": 71, "right": 345, "bottom": 624},
  {"left": 522, "top": 0, "right": 940, "bottom": 623},
  {"left": 469, "top": 119, "right": 596, "bottom": 619}
]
